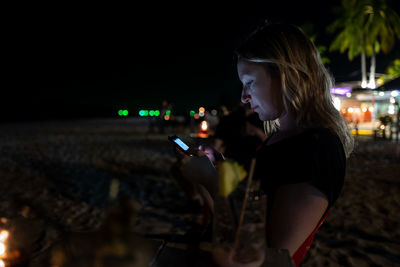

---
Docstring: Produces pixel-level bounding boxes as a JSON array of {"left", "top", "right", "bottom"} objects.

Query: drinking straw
[{"left": 233, "top": 158, "right": 256, "bottom": 251}]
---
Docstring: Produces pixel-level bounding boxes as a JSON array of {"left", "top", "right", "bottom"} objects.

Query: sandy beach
[{"left": 0, "top": 118, "right": 399, "bottom": 266}]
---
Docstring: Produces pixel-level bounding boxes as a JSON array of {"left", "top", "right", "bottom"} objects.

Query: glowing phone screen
[{"left": 174, "top": 138, "right": 189, "bottom": 151}]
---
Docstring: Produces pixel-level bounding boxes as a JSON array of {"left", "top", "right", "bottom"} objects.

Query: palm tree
[
  {"left": 378, "top": 59, "right": 400, "bottom": 85},
  {"left": 328, "top": 0, "right": 400, "bottom": 88},
  {"left": 328, "top": 0, "right": 368, "bottom": 87},
  {"left": 362, "top": 0, "right": 400, "bottom": 88}
]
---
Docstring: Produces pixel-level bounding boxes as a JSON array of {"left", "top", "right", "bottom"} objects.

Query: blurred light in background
[
  {"left": 0, "top": 231, "right": 8, "bottom": 243},
  {"left": 190, "top": 110, "right": 196, "bottom": 117},
  {"left": 118, "top": 110, "right": 129, "bottom": 116},
  {"left": 333, "top": 96, "right": 341, "bottom": 111},
  {"left": 200, "top": 120, "right": 208, "bottom": 132},
  {"left": 139, "top": 110, "right": 160, "bottom": 117},
  {"left": 0, "top": 230, "right": 7, "bottom": 262},
  {"left": 388, "top": 104, "right": 395, "bottom": 115},
  {"left": 391, "top": 90, "right": 399, "bottom": 97},
  {"left": 0, "top": 244, "right": 4, "bottom": 257},
  {"left": 331, "top": 87, "right": 351, "bottom": 95}
]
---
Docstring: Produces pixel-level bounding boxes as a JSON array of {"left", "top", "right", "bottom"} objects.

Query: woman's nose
[{"left": 241, "top": 88, "right": 251, "bottom": 104}]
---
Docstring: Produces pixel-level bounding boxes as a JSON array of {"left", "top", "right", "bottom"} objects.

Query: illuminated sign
[{"left": 331, "top": 87, "right": 352, "bottom": 95}]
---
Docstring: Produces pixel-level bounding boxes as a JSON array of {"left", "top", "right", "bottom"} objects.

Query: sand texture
[{"left": 0, "top": 119, "right": 399, "bottom": 266}]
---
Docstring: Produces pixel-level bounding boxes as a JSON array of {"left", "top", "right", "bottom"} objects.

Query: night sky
[{"left": 4, "top": 1, "right": 400, "bottom": 121}]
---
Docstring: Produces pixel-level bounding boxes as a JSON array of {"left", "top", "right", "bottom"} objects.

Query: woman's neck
[
  {"left": 266, "top": 111, "right": 304, "bottom": 145},
  {"left": 278, "top": 110, "right": 301, "bottom": 133}
]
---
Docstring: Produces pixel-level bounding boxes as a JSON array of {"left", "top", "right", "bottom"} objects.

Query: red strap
[{"left": 291, "top": 209, "right": 330, "bottom": 267}]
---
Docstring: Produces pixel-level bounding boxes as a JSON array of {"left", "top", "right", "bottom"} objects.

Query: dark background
[{"left": 3, "top": 1, "right": 400, "bottom": 121}]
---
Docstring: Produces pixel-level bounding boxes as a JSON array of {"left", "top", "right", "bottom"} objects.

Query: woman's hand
[
  {"left": 173, "top": 146, "right": 218, "bottom": 200},
  {"left": 181, "top": 148, "right": 218, "bottom": 187}
]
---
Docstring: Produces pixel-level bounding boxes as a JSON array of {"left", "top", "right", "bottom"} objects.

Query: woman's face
[{"left": 237, "top": 59, "right": 283, "bottom": 121}]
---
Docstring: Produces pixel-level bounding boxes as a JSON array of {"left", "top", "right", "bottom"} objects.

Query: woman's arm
[{"left": 267, "top": 182, "right": 329, "bottom": 256}]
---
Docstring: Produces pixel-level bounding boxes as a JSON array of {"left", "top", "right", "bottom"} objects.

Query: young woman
[{"left": 173, "top": 23, "right": 354, "bottom": 267}]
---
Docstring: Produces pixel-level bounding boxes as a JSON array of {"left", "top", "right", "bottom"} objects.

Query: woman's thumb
[{"left": 187, "top": 147, "right": 205, "bottom": 157}]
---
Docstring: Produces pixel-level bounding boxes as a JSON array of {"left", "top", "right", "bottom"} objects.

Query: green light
[
  {"left": 139, "top": 110, "right": 145, "bottom": 116},
  {"left": 166, "top": 110, "right": 171, "bottom": 116},
  {"left": 149, "top": 110, "right": 155, "bottom": 116},
  {"left": 144, "top": 110, "right": 149, "bottom": 116},
  {"left": 118, "top": 110, "right": 123, "bottom": 116},
  {"left": 123, "top": 110, "right": 129, "bottom": 116},
  {"left": 155, "top": 110, "right": 160, "bottom": 116},
  {"left": 190, "top": 110, "right": 195, "bottom": 117}
]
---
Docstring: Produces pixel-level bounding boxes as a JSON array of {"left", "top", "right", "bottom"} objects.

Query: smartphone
[{"left": 168, "top": 135, "right": 193, "bottom": 156}]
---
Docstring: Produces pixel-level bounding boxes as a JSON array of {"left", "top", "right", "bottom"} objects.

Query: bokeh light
[
  {"left": 0, "top": 243, "right": 5, "bottom": 257},
  {"left": 0, "top": 231, "right": 8, "bottom": 242}
]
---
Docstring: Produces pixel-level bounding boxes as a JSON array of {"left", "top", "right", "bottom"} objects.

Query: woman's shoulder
[
  {"left": 256, "top": 127, "right": 346, "bottom": 165},
  {"left": 260, "top": 127, "right": 341, "bottom": 150}
]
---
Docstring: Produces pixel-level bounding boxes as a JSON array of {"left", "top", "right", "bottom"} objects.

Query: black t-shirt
[{"left": 254, "top": 127, "right": 346, "bottom": 218}]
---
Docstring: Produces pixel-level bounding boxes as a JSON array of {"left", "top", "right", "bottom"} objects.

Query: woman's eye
[{"left": 246, "top": 81, "right": 253, "bottom": 86}]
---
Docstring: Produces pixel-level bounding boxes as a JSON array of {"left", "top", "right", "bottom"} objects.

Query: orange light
[
  {"left": 0, "top": 243, "right": 5, "bottom": 257},
  {"left": 164, "top": 115, "right": 170, "bottom": 120},
  {"left": 201, "top": 120, "right": 208, "bottom": 132},
  {"left": 194, "top": 114, "right": 200, "bottom": 119},
  {"left": 0, "top": 231, "right": 8, "bottom": 243},
  {"left": 199, "top": 107, "right": 205, "bottom": 113}
]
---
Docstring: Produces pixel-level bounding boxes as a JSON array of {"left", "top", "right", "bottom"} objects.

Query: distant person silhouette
[{"left": 212, "top": 102, "right": 266, "bottom": 170}]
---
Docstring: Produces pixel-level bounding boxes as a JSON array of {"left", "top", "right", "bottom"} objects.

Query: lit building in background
[{"left": 331, "top": 85, "right": 399, "bottom": 124}]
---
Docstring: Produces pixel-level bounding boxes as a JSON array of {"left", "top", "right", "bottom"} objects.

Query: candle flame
[{"left": 201, "top": 120, "right": 208, "bottom": 131}]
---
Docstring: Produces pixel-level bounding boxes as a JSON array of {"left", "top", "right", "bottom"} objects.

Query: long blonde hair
[{"left": 236, "top": 23, "right": 354, "bottom": 158}]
